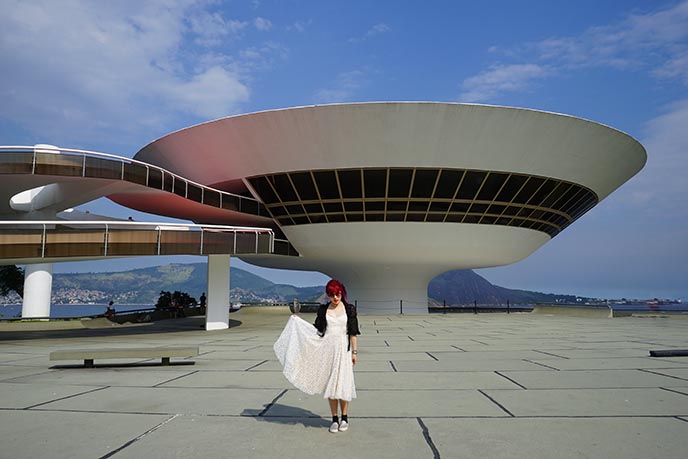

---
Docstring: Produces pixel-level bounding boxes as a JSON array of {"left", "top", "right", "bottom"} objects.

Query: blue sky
[{"left": 1, "top": 0, "right": 686, "bottom": 300}]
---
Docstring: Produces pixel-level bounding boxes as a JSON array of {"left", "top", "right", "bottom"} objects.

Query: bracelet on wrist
[{"left": 352, "top": 350, "right": 358, "bottom": 354}]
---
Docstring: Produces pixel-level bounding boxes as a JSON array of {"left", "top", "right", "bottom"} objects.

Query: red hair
[{"left": 325, "top": 279, "right": 347, "bottom": 301}]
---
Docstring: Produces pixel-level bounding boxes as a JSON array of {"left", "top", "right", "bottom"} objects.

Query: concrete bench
[{"left": 50, "top": 346, "right": 199, "bottom": 368}]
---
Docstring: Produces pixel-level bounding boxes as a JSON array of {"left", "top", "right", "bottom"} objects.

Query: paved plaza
[{"left": 1, "top": 307, "right": 687, "bottom": 458}]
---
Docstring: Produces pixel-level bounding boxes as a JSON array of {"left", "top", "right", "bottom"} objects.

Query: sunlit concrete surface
[{"left": 1, "top": 308, "right": 687, "bottom": 458}]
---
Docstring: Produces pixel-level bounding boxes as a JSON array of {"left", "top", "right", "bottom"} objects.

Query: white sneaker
[
  {"left": 338, "top": 420, "right": 349, "bottom": 432},
  {"left": 329, "top": 421, "right": 339, "bottom": 433}
]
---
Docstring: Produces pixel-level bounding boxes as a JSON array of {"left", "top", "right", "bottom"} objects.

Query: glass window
[
  {"left": 388, "top": 169, "right": 413, "bottom": 197},
  {"left": 456, "top": 171, "right": 486, "bottom": 200},
  {"left": 173, "top": 178, "right": 186, "bottom": 197},
  {"left": 85, "top": 157, "right": 121, "bottom": 179},
  {"left": 328, "top": 214, "right": 345, "bottom": 223},
  {"left": 163, "top": 173, "right": 174, "bottom": 192},
  {"left": 365, "top": 201, "right": 385, "bottom": 211},
  {"left": 290, "top": 172, "right": 319, "bottom": 201},
  {"left": 513, "top": 177, "right": 545, "bottom": 204},
  {"left": 203, "top": 189, "right": 221, "bottom": 207},
  {"left": 363, "top": 169, "right": 387, "bottom": 198},
  {"left": 528, "top": 179, "right": 558, "bottom": 206},
  {"left": 386, "top": 213, "right": 405, "bottom": 221},
  {"left": 468, "top": 203, "right": 488, "bottom": 214},
  {"left": 344, "top": 201, "right": 363, "bottom": 211},
  {"left": 285, "top": 204, "right": 305, "bottom": 215},
  {"left": 248, "top": 176, "right": 280, "bottom": 204},
  {"left": 346, "top": 213, "right": 364, "bottom": 222},
  {"left": 476, "top": 173, "right": 509, "bottom": 201},
  {"left": 123, "top": 163, "right": 148, "bottom": 185},
  {"left": 406, "top": 213, "right": 425, "bottom": 222},
  {"left": 426, "top": 213, "right": 445, "bottom": 222},
  {"left": 450, "top": 202, "right": 469, "bottom": 213},
  {"left": 411, "top": 169, "right": 438, "bottom": 198},
  {"left": 429, "top": 202, "right": 450, "bottom": 212},
  {"left": 313, "top": 170, "right": 340, "bottom": 199},
  {"left": 269, "top": 205, "right": 288, "bottom": 217},
  {"left": 304, "top": 203, "right": 324, "bottom": 213},
  {"left": 541, "top": 182, "right": 571, "bottom": 208},
  {"left": 187, "top": 184, "right": 202, "bottom": 202},
  {"left": 148, "top": 169, "right": 163, "bottom": 189},
  {"left": 365, "top": 213, "right": 385, "bottom": 221},
  {"left": 434, "top": 170, "right": 464, "bottom": 199},
  {"left": 387, "top": 201, "right": 407, "bottom": 211},
  {"left": 273, "top": 174, "right": 298, "bottom": 202},
  {"left": 338, "top": 169, "right": 363, "bottom": 199},
  {"left": 323, "top": 202, "right": 343, "bottom": 213},
  {"left": 495, "top": 174, "right": 527, "bottom": 202},
  {"left": 408, "top": 201, "right": 429, "bottom": 212}
]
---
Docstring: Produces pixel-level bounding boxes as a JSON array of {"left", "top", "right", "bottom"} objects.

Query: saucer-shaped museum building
[{"left": 112, "top": 102, "right": 646, "bottom": 313}]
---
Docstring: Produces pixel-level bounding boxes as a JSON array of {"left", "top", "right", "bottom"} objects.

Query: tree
[
  {"left": 155, "top": 290, "right": 196, "bottom": 310},
  {"left": 0, "top": 265, "right": 24, "bottom": 298}
]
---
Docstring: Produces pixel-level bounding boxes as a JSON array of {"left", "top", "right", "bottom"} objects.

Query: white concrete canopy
[{"left": 130, "top": 103, "right": 646, "bottom": 313}]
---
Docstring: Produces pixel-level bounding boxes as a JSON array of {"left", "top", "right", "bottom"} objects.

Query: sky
[{"left": 1, "top": 0, "right": 686, "bottom": 300}]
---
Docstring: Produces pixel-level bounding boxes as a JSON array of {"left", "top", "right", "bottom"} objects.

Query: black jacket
[{"left": 314, "top": 302, "right": 361, "bottom": 350}]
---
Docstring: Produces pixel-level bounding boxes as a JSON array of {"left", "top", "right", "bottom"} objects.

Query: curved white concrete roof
[{"left": 135, "top": 102, "right": 646, "bottom": 200}]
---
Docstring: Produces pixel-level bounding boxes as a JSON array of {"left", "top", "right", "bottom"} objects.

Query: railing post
[
  {"left": 41, "top": 223, "right": 46, "bottom": 258},
  {"left": 443, "top": 299, "right": 446, "bottom": 314},
  {"left": 507, "top": 299, "right": 510, "bottom": 314},
  {"left": 199, "top": 228, "right": 204, "bottom": 255},
  {"left": 104, "top": 224, "right": 109, "bottom": 256},
  {"left": 400, "top": 299, "right": 403, "bottom": 315},
  {"left": 474, "top": 300, "right": 477, "bottom": 314}
]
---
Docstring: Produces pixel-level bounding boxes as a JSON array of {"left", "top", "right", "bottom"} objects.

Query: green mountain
[
  {"left": 428, "top": 270, "right": 580, "bottom": 305},
  {"left": 52, "top": 263, "right": 322, "bottom": 304},
  {"left": 48, "top": 262, "right": 581, "bottom": 306}
]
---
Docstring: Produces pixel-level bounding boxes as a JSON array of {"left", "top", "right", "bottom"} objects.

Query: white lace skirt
[{"left": 273, "top": 315, "right": 356, "bottom": 401}]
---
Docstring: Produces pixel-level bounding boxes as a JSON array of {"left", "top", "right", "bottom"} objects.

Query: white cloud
[
  {"left": 621, "top": 98, "right": 688, "bottom": 219},
  {"left": 314, "top": 70, "right": 366, "bottom": 103},
  {"left": 0, "top": 0, "right": 262, "bottom": 149},
  {"left": 287, "top": 20, "right": 310, "bottom": 33},
  {"left": 254, "top": 17, "right": 272, "bottom": 31},
  {"left": 459, "top": 1, "right": 688, "bottom": 102},
  {"left": 348, "top": 22, "right": 391, "bottom": 43},
  {"left": 458, "top": 64, "right": 551, "bottom": 102}
]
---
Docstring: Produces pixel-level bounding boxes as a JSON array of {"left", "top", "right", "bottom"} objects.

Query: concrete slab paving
[
  {"left": 38, "top": 386, "right": 284, "bottom": 416},
  {"left": 424, "top": 417, "right": 688, "bottom": 459},
  {"left": 0, "top": 382, "right": 104, "bottom": 409},
  {"left": 355, "top": 371, "right": 522, "bottom": 390},
  {"left": 499, "top": 369, "right": 688, "bottom": 389},
  {"left": 1, "top": 309, "right": 687, "bottom": 458},
  {"left": 392, "top": 358, "right": 548, "bottom": 372},
  {"left": 527, "top": 356, "right": 688, "bottom": 370},
  {"left": 5, "top": 368, "right": 199, "bottom": 387},
  {"left": 270, "top": 388, "right": 509, "bottom": 418},
  {"left": 0, "top": 410, "right": 171, "bottom": 459},
  {"left": 484, "top": 387, "right": 688, "bottom": 416},
  {"left": 113, "top": 415, "right": 433, "bottom": 459}
]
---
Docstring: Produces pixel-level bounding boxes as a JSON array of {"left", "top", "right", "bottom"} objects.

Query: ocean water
[
  {"left": 0, "top": 304, "right": 154, "bottom": 319},
  {"left": 1, "top": 302, "right": 685, "bottom": 319}
]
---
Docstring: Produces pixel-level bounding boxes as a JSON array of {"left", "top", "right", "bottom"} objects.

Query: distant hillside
[
  {"left": 428, "top": 270, "right": 579, "bottom": 305},
  {"left": 52, "top": 263, "right": 322, "bottom": 304},
  {"left": 41, "top": 262, "right": 582, "bottom": 306}
]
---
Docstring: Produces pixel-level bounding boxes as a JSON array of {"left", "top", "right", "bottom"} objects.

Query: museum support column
[
  {"left": 22, "top": 263, "right": 53, "bottom": 319},
  {"left": 206, "top": 255, "right": 230, "bottom": 330}
]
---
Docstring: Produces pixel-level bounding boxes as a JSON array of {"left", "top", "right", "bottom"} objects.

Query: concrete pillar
[
  {"left": 22, "top": 263, "right": 53, "bottom": 318},
  {"left": 206, "top": 255, "right": 230, "bottom": 330}
]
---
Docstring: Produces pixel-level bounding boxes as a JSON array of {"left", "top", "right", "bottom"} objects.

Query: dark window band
[{"left": 247, "top": 168, "right": 599, "bottom": 238}]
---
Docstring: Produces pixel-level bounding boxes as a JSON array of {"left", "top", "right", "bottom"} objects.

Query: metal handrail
[
  {"left": 0, "top": 220, "right": 275, "bottom": 258},
  {"left": 0, "top": 145, "right": 268, "bottom": 218}
]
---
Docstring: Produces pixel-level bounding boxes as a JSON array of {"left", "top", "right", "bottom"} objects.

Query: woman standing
[{"left": 274, "top": 279, "right": 361, "bottom": 433}]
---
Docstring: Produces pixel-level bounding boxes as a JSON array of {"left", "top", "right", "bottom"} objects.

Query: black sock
[
  {"left": 341, "top": 415, "right": 348, "bottom": 422},
  {"left": 332, "top": 415, "right": 339, "bottom": 423}
]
